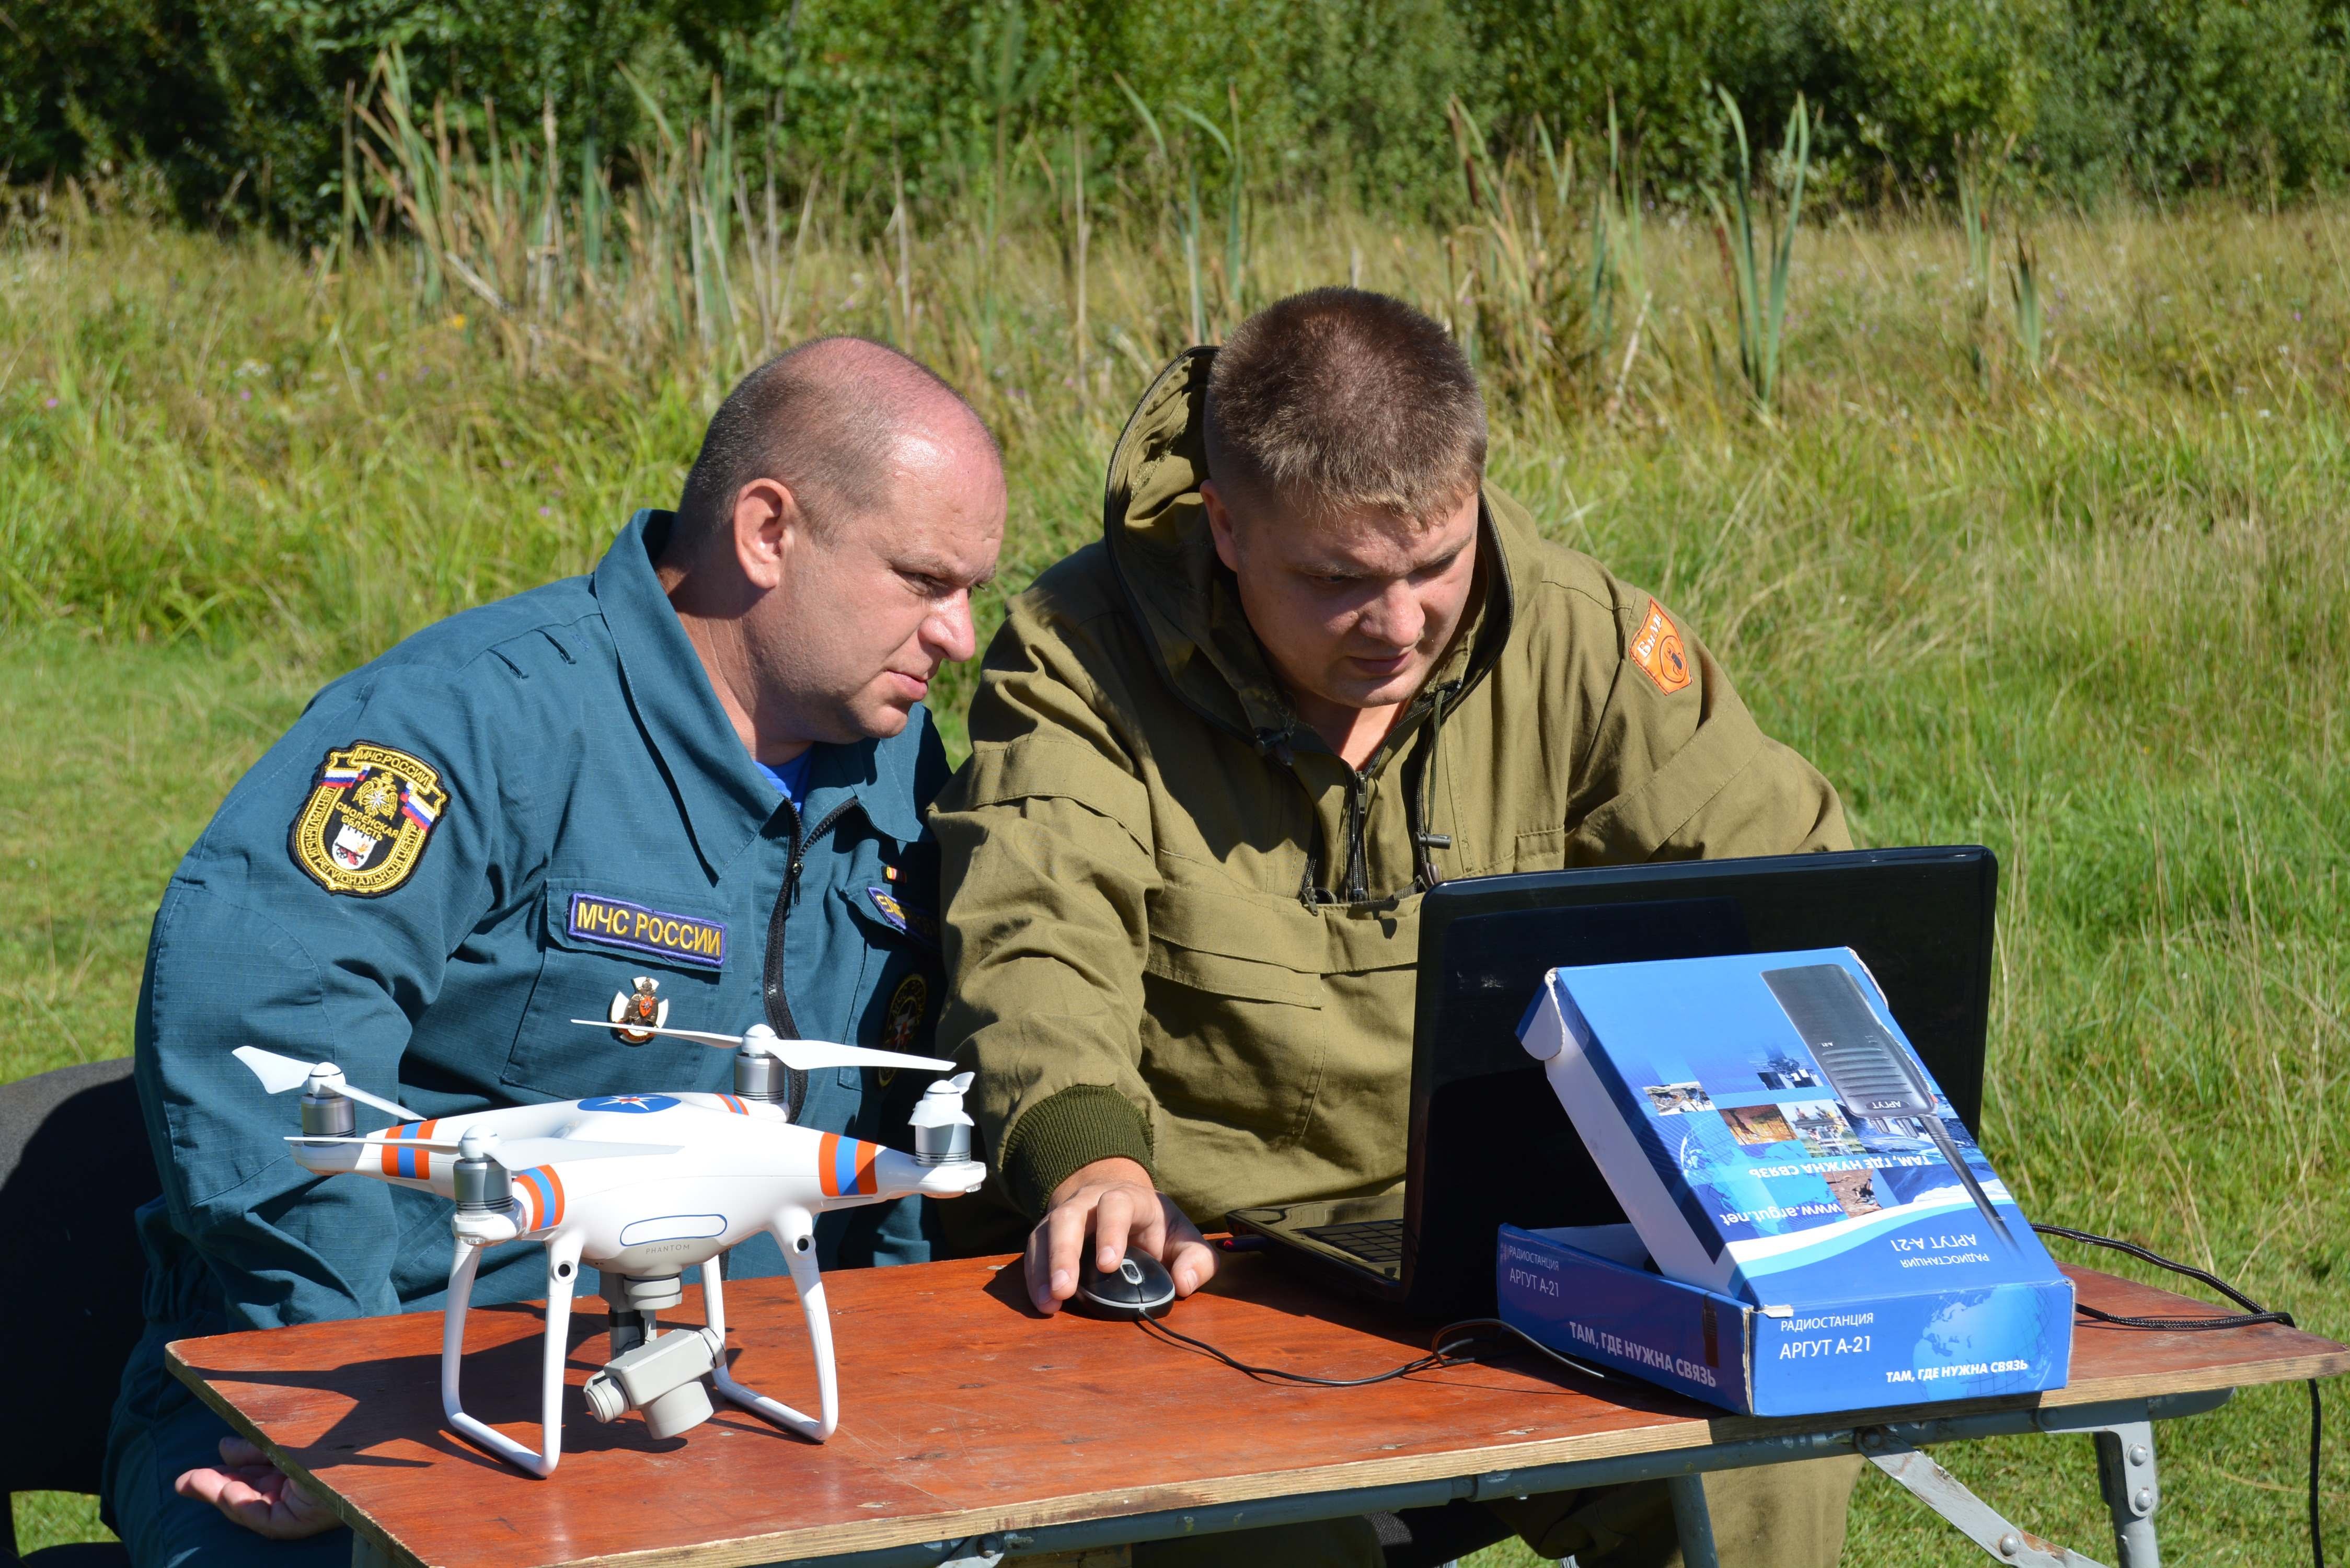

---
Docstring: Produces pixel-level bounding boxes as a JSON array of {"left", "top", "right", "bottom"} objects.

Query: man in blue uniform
[{"left": 105, "top": 336, "right": 1006, "bottom": 1563}]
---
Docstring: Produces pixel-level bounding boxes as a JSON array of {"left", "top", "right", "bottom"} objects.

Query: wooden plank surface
[{"left": 167, "top": 1254, "right": 2350, "bottom": 1568}]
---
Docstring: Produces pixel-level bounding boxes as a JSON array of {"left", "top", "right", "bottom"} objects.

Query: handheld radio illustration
[{"left": 1759, "top": 963, "right": 2014, "bottom": 1249}]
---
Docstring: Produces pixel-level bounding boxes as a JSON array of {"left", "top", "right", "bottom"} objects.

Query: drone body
[
  {"left": 283, "top": 1089, "right": 955, "bottom": 1263},
  {"left": 237, "top": 1021, "right": 983, "bottom": 1477}
]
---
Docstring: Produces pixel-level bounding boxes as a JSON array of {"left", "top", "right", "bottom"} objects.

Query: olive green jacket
[{"left": 933, "top": 350, "right": 1847, "bottom": 1238}]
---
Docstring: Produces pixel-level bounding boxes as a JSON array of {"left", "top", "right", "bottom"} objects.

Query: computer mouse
[{"left": 1070, "top": 1249, "right": 1177, "bottom": 1319}]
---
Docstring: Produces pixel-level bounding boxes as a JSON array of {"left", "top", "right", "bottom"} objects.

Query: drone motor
[
  {"left": 734, "top": 1043, "right": 787, "bottom": 1103},
  {"left": 452, "top": 1129, "right": 510, "bottom": 1213},
  {"left": 299, "top": 1078, "right": 355, "bottom": 1138}
]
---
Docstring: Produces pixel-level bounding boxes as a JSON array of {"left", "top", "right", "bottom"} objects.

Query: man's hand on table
[
  {"left": 176, "top": 1435, "right": 340, "bottom": 1539},
  {"left": 1027, "top": 1156, "right": 1217, "bottom": 1315}
]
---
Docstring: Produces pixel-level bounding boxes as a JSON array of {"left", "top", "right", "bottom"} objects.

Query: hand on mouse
[{"left": 1027, "top": 1156, "right": 1216, "bottom": 1315}]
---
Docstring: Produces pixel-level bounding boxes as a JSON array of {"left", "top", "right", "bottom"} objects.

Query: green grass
[{"left": 3, "top": 197, "right": 2346, "bottom": 1560}]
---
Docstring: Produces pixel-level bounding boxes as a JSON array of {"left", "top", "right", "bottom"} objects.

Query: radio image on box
[{"left": 1501, "top": 947, "right": 2072, "bottom": 1416}]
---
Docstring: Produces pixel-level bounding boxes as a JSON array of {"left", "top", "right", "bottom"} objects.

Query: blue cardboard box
[
  {"left": 1496, "top": 1224, "right": 2074, "bottom": 1416},
  {"left": 1502, "top": 948, "right": 2072, "bottom": 1414}
]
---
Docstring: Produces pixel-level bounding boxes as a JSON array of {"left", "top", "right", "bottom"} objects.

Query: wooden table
[{"left": 168, "top": 1253, "right": 2348, "bottom": 1568}]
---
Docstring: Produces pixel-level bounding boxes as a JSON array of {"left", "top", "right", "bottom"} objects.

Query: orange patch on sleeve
[{"left": 1629, "top": 598, "right": 1692, "bottom": 694}]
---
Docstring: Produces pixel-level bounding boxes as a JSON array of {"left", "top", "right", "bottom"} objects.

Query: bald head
[{"left": 671, "top": 337, "right": 998, "bottom": 559}]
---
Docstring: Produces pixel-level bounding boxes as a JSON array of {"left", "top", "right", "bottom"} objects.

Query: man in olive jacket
[{"left": 935, "top": 289, "right": 1859, "bottom": 1566}]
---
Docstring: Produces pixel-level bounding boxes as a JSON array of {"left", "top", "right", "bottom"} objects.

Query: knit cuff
[{"left": 998, "top": 1085, "right": 1156, "bottom": 1219}]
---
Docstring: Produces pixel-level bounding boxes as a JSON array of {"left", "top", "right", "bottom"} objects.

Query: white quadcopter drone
[{"left": 235, "top": 1013, "right": 984, "bottom": 1477}]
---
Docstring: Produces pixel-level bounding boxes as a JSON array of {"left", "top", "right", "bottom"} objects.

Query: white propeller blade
[
  {"left": 772, "top": 1039, "right": 957, "bottom": 1073},
  {"left": 566, "top": 1020, "right": 953, "bottom": 1074},
  {"left": 908, "top": 1071, "right": 977, "bottom": 1128},
  {"left": 569, "top": 1019, "right": 743, "bottom": 1047},
  {"left": 325, "top": 1081, "right": 422, "bottom": 1123},
  {"left": 287, "top": 1135, "right": 677, "bottom": 1168},
  {"left": 233, "top": 1046, "right": 420, "bottom": 1122},
  {"left": 232, "top": 1045, "right": 316, "bottom": 1093}
]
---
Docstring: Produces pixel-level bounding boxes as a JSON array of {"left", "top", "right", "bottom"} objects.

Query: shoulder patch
[
  {"left": 1628, "top": 599, "right": 1692, "bottom": 695},
  {"left": 289, "top": 743, "right": 450, "bottom": 897}
]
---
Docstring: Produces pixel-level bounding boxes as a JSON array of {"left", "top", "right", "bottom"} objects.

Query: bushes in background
[{"left": 5, "top": 0, "right": 2347, "bottom": 235}]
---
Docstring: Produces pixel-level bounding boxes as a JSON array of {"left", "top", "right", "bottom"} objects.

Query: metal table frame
[{"left": 681, "top": 1390, "right": 2225, "bottom": 1568}]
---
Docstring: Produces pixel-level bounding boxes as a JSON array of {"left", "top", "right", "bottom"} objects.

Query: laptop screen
[{"left": 1399, "top": 847, "right": 1998, "bottom": 1312}]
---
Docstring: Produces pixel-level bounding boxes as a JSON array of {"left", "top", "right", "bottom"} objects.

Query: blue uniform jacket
[{"left": 108, "top": 510, "right": 949, "bottom": 1505}]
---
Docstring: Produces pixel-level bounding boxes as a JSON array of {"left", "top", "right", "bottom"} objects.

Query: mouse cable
[
  {"left": 1133, "top": 1313, "right": 1612, "bottom": 1390},
  {"left": 2032, "top": 1222, "right": 2324, "bottom": 1568}
]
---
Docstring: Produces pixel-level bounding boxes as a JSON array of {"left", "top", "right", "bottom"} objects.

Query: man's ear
[
  {"left": 730, "top": 477, "right": 801, "bottom": 591},
  {"left": 1200, "top": 479, "right": 1244, "bottom": 575}
]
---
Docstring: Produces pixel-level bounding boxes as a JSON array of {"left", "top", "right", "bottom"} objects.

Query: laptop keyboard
[{"left": 1300, "top": 1218, "right": 1405, "bottom": 1266}]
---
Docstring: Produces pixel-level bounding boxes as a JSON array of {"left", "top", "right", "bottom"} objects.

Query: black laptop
[{"left": 1226, "top": 846, "right": 1999, "bottom": 1318}]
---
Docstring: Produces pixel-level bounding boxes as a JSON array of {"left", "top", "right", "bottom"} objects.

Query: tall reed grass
[{"left": 300, "top": 54, "right": 1850, "bottom": 429}]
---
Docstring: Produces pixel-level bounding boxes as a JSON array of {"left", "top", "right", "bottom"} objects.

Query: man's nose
[
  {"left": 926, "top": 590, "right": 978, "bottom": 665},
  {"left": 1363, "top": 579, "right": 1424, "bottom": 650}
]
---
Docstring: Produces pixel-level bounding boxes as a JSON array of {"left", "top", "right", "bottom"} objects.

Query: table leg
[
  {"left": 2092, "top": 1421, "right": 2160, "bottom": 1568},
  {"left": 1666, "top": 1473, "right": 1720, "bottom": 1568},
  {"left": 1862, "top": 1401, "right": 2175, "bottom": 1568},
  {"left": 1862, "top": 1433, "right": 2102, "bottom": 1567}
]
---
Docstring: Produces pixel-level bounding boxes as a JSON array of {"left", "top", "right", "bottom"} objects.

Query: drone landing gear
[
  {"left": 441, "top": 1233, "right": 585, "bottom": 1478},
  {"left": 701, "top": 1206, "right": 839, "bottom": 1442}
]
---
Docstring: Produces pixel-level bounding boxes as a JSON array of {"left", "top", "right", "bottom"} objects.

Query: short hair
[
  {"left": 672, "top": 337, "right": 995, "bottom": 553},
  {"left": 1203, "top": 288, "right": 1486, "bottom": 524}
]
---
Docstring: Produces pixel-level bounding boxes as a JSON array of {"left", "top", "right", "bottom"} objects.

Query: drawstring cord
[
  {"left": 1262, "top": 681, "right": 1461, "bottom": 906},
  {"left": 1411, "top": 681, "right": 1462, "bottom": 891}
]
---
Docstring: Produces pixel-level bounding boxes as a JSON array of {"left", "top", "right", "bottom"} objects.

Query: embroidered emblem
[
  {"left": 290, "top": 743, "right": 450, "bottom": 897},
  {"left": 865, "top": 886, "right": 941, "bottom": 950},
  {"left": 576, "top": 1094, "right": 679, "bottom": 1114},
  {"left": 881, "top": 973, "right": 930, "bottom": 1059},
  {"left": 1629, "top": 598, "right": 1692, "bottom": 695},
  {"left": 567, "top": 893, "right": 727, "bottom": 969},
  {"left": 608, "top": 975, "right": 670, "bottom": 1043}
]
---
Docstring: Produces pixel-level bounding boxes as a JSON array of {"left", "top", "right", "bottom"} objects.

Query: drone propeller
[
  {"left": 907, "top": 1071, "right": 976, "bottom": 1129},
  {"left": 567, "top": 1020, "right": 952, "bottom": 1075},
  {"left": 287, "top": 1133, "right": 674, "bottom": 1168},
  {"left": 233, "top": 1045, "right": 420, "bottom": 1123}
]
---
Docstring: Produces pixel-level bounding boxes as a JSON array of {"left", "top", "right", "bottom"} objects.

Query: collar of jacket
[
  {"left": 1100, "top": 347, "right": 1522, "bottom": 769},
  {"left": 593, "top": 510, "right": 926, "bottom": 881}
]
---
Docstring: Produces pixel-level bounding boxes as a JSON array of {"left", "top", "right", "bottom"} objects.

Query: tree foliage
[{"left": 5, "top": 0, "right": 2346, "bottom": 234}]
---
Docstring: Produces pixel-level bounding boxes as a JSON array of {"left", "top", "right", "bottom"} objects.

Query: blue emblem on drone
[{"left": 577, "top": 1094, "right": 681, "bottom": 1114}]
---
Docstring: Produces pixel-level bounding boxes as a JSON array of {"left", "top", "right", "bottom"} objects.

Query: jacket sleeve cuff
[{"left": 998, "top": 1085, "right": 1155, "bottom": 1220}]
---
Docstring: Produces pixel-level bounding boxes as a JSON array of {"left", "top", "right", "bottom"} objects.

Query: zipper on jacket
[
  {"left": 1311, "top": 676, "right": 1466, "bottom": 907},
  {"left": 1341, "top": 770, "right": 1372, "bottom": 903},
  {"left": 763, "top": 795, "right": 855, "bottom": 1112}
]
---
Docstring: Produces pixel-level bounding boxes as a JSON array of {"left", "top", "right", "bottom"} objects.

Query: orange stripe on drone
[
  {"left": 378, "top": 1119, "right": 440, "bottom": 1180},
  {"left": 514, "top": 1166, "right": 566, "bottom": 1233},
  {"left": 818, "top": 1132, "right": 879, "bottom": 1197}
]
